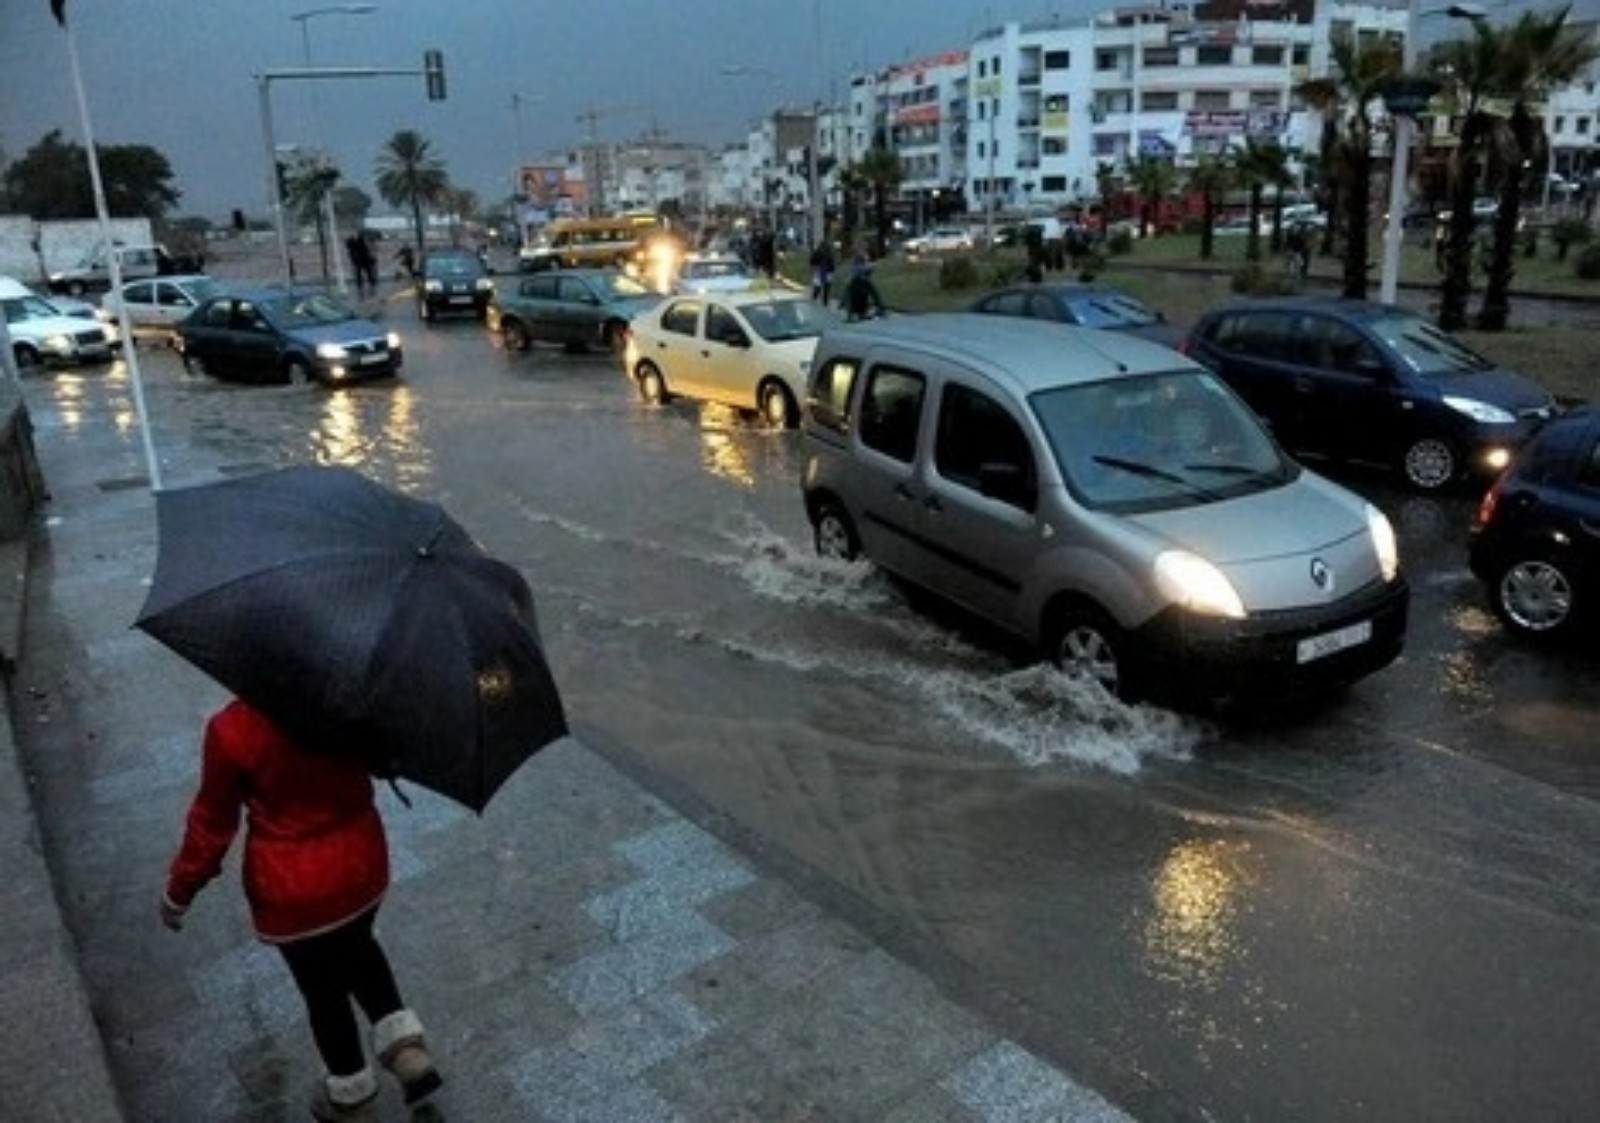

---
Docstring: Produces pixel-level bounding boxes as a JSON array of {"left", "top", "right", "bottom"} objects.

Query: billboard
[{"left": 519, "top": 164, "right": 586, "bottom": 209}]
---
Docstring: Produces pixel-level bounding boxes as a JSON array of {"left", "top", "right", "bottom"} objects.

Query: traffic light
[{"left": 424, "top": 50, "right": 446, "bottom": 101}]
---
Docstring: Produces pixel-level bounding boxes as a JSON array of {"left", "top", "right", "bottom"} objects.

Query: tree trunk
[
  {"left": 1200, "top": 192, "right": 1216, "bottom": 261},
  {"left": 1438, "top": 169, "right": 1479, "bottom": 331},
  {"left": 1476, "top": 105, "right": 1537, "bottom": 332},
  {"left": 1341, "top": 142, "right": 1371, "bottom": 301},
  {"left": 1246, "top": 184, "right": 1264, "bottom": 263}
]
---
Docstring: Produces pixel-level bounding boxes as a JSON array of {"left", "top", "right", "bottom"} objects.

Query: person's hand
[{"left": 159, "top": 896, "right": 187, "bottom": 932}]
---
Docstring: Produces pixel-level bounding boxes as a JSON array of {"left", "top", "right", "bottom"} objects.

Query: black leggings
[{"left": 278, "top": 908, "right": 403, "bottom": 1077}]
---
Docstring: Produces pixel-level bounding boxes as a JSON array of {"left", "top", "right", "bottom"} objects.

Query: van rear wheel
[
  {"left": 1047, "top": 603, "right": 1137, "bottom": 701},
  {"left": 813, "top": 502, "right": 860, "bottom": 561}
]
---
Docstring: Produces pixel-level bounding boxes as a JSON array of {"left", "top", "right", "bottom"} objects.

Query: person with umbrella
[{"left": 161, "top": 699, "right": 442, "bottom": 1121}]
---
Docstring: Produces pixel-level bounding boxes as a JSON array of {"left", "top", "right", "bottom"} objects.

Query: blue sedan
[{"left": 176, "top": 287, "right": 402, "bottom": 385}]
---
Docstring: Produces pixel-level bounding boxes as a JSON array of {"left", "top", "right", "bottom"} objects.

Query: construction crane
[{"left": 574, "top": 103, "right": 646, "bottom": 214}]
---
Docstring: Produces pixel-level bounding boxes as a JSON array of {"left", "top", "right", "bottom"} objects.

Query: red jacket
[{"left": 165, "top": 700, "right": 389, "bottom": 942}]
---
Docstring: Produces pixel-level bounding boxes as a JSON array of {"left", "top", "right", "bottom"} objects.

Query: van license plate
[{"left": 1297, "top": 619, "right": 1372, "bottom": 664}]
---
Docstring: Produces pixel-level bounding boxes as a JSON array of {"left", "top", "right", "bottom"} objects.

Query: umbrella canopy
[{"left": 136, "top": 465, "right": 568, "bottom": 812}]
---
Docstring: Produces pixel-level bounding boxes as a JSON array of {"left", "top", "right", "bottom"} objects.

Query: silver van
[{"left": 799, "top": 314, "right": 1410, "bottom": 703}]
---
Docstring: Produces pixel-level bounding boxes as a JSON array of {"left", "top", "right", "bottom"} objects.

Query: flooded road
[{"left": 24, "top": 318, "right": 1600, "bottom": 1121}]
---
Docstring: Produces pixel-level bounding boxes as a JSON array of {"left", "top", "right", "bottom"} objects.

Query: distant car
[
  {"left": 969, "top": 283, "right": 1185, "bottom": 349},
  {"left": 0, "top": 275, "right": 116, "bottom": 368},
  {"left": 488, "top": 268, "right": 661, "bottom": 354},
  {"left": 416, "top": 249, "right": 494, "bottom": 323},
  {"left": 40, "top": 290, "right": 121, "bottom": 351},
  {"left": 1469, "top": 406, "right": 1600, "bottom": 641},
  {"left": 100, "top": 274, "right": 224, "bottom": 343},
  {"left": 904, "top": 227, "right": 974, "bottom": 254},
  {"left": 175, "top": 286, "right": 402, "bottom": 385},
  {"left": 672, "top": 253, "right": 757, "bottom": 295},
  {"left": 625, "top": 290, "right": 841, "bottom": 427},
  {"left": 1182, "top": 296, "right": 1558, "bottom": 490}
]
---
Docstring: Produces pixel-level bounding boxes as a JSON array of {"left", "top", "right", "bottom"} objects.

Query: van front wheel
[{"left": 1047, "top": 604, "right": 1136, "bottom": 701}]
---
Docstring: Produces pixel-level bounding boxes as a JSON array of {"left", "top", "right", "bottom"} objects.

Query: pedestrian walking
[
  {"left": 394, "top": 243, "right": 416, "bottom": 283},
  {"left": 841, "top": 252, "right": 886, "bottom": 321},
  {"left": 809, "top": 239, "right": 836, "bottom": 304},
  {"left": 160, "top": 698, "right": 442, "bottom": 1121},
  {"left": 345, "top": 235, "right": 377, "bottom": 298}
]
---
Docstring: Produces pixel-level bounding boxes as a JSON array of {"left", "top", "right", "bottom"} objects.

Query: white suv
[{"left": 0, "top": 276, "right": 116, "bottom": 368}]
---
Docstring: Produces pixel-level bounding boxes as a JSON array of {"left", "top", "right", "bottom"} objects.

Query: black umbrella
[{"left": 136, "top": 465, "right": 568, "bottom": 813}]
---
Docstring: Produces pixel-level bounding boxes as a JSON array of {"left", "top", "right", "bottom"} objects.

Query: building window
[
  {"left": 1555, "top": 115, "right": 1567, "bottom": 134},
  {"left": 1193, "top": 90, "right": 1231, "bottom": 111},
  {"left": 1044, "top": 94, "right": 1068, "bottom": 114},
  {"left": 993, "top": 56, "right": 1002, "bottom": 75},
  {"left": 1293, "top": 45, "right": 1311, "bottom": 66},
  {"left": 1044, "top": 49, "right": 1070, "bottom": 69},
  {"left": 1249, "top": 90, "right": 1282, "bottom": 110},
  {"left": 1579, "top": 118, "right": 1591, "bottom": 135},
  {"left": 1096, "top": 50, "right": 1120, "bottom": 71},
  {"left": 1141, "top": 90, "right": 1179, "bottom": 111},
  {"left": 1197, "top": 45, "right": 1232, "bottom": 66},
  {"left": 1143, "top": 46, "right": 1179, "bottom": 68},
  {"left": 1043, "top": 136, "right": 1067, "bottom": 155},
  {"left": 1252, "top": 45, "right": 1284, "bottom": 66},
  {"left": 977, "top": 60, "right": 987, "bottom": 78},
  {"left": 1042, "top": 175, "right": 1067, "bottom": 192}
]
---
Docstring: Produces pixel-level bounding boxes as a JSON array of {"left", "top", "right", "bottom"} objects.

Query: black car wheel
[
  {"left": 1403, "top": 437, "right": 1458, "bottom": 490},
  {"left": 1046, "top": 602, "right": 1137, "bottom": 701},
  {"left": 285, "top": 358, "right": 313, "bottom": 386},
  {"left": 12, "top": 344, "right": 41, "bottom": 371},
  {"left": 759, "top": 381, "right": 796, "bottom": 429},
  {"left": 635, "top": 360, "right": 671, "bottom": 405},
  {"left": 501, "top": 319, "right": 531, "bottom": 352},
  {"left": 1491, "top": 553, "right": 1579, "bottom": 638},
  {"left": 604, "top": 321, "right": 629, "bottom": 354},
  {"left": 812, "top": 501, "right": 860, "bottom": 561}
]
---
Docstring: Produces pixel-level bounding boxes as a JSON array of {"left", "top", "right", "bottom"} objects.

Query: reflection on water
[
  {"left": 1144, "top": 836, "right": 1250, "bottom": 992},
  {"left": 310, "top": 383, "right": 432, "bottom": 490},
  {"left": 697, "top": 406, "right": 758, "bottom": 489}
]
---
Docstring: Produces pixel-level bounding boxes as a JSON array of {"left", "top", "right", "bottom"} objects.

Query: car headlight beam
[
  {"left": 1155, "top": 550, "right": 1246, "bottom": 619},
  {"left": 1442, "top": 395, "right": 1515, "bottom": 424}
]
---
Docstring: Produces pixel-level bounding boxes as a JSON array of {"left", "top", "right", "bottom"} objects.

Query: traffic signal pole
[{"left": 255, "top": 54, "right": 445, "bottom": 285}]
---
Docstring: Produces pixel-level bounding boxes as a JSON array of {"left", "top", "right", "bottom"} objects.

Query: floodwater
[{"left": 23, "top": 319, "right": 1600, "bottom": 1121}]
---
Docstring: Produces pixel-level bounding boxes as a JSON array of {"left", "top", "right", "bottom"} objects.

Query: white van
[
  {"left": 799, "top": 314, "right": 1410, "bottom": 705},
  {"left": 0, "top": 277, "right": 116, "bottom": 368}
]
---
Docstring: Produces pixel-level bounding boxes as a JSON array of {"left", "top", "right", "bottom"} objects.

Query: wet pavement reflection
[{"left": 21, "top": 321, "right": 1599, "bottom": 1121}]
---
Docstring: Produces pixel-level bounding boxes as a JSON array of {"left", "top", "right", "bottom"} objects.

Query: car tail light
[{"left": 1475, "top": 480, "right": 1502, "bottom": 527}]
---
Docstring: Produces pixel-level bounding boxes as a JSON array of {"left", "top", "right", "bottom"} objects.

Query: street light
[
  {"left": 287, "top": 4, "right": 376, "bottom": 291},
  {"left": 1378, "top": 1, "right": 1486, "bottom": 305}
]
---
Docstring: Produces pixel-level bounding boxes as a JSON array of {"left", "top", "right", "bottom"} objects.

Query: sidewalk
[{"left": 0, "top": 382, "right": 1149, "bottom": 1119}]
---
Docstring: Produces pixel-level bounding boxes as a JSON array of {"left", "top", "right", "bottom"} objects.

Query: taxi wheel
[
  {"left": 636, "top": 361, "right": 671, "bottom": 405},
  {"left": 759, "top": 382, "right": 797, "bottom": 429}
]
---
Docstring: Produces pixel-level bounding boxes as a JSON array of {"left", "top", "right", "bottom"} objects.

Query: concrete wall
[{"left": 0, "top": 217, "right": 155, "bottom": 285}]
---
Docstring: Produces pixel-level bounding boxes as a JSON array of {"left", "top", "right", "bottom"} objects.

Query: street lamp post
[{"left": 288, "top": 4, "right": 377, "bottom": 292}]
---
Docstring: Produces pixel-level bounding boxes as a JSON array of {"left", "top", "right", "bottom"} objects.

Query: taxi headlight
[
  {"left": 1366, "top": 503, "right": 1400, "bottom": 582},
  {"left": 1154, "top": 550, "right": 1245, "bottom": 619}
]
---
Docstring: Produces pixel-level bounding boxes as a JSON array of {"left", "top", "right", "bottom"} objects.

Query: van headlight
[
  {"left": 1366, "top": 503, "right": 1400, "bottom": 582},
  {"left": 1443, "top": 395, "right": 1515, "bottom": 424},
  {"left": 1155, "top": 550, "right": 1245, "bottom": 619}
]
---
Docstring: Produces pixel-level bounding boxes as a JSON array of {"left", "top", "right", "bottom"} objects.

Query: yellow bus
[{"left": 518, "top": 213, "right": 682, "bottom": 284}]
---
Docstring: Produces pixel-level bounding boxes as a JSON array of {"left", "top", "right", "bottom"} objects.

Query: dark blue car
[
  {"left": 1470, "top": 406, "right": 1600, "bottom": 640},
  {"left": 1182, "top": 297, "right": 1557, "bottom": 490},
  {"left": 177, "top": 286, "right": 402, "bottom": 386}
]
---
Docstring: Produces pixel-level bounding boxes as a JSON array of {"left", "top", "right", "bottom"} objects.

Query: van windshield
[{"left": 1031, "top": 370, "right": 1295, "bottom": 512}]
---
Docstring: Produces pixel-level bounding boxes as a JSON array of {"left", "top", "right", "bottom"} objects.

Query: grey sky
[
  {"left": 0, "top": 0, "right": 1100, "bottom": 220},
  {"left": 0, "top": 1, "right": 1581, "bottom": 221}
]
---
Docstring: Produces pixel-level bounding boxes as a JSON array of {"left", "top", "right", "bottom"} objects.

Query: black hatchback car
[
  {"left": 969, "top": 282, "right": 1185, "bottom": 349},
  {"left": 1469, "top": 406, "right": 1600, "bottom": 641},
  {"left": 416, "top": 249, "right": 494, "bottom": 322},
  {"left": 1182, "top": 297, "right": 1557, "bottom": 490}
]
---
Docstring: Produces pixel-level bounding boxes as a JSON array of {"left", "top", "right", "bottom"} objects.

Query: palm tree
[
  {"left": 282, "top": 155, "right": 341, "bottom": 282},
  {"left": 1184, "top": 153, "right": 1233, "bottom": 261},
  {"left": 1430, "top": 26, "right": 1504, "bottom": 330},
  {"left": 854, "top": 147, "right": 903, "bottom": 258},
  {"left": 1299, "top": 32, "right": 1403, "bottom": 299},
  {"left": 1232, "top": 138, "right": 1292, "bottom": 262},
  {"left": 374, "top": 130, "right": 448, "bottom": 260},
  {"left": 1126, "top": 154, "right": 1177, "bottom": 239},
  {"left": 1476, "top": 6, "right": 1598, "bottom": 330}
]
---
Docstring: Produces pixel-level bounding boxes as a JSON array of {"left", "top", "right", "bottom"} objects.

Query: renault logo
[{"left": 1310, "top": 557, "right": 1332, "bottom": 591}]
